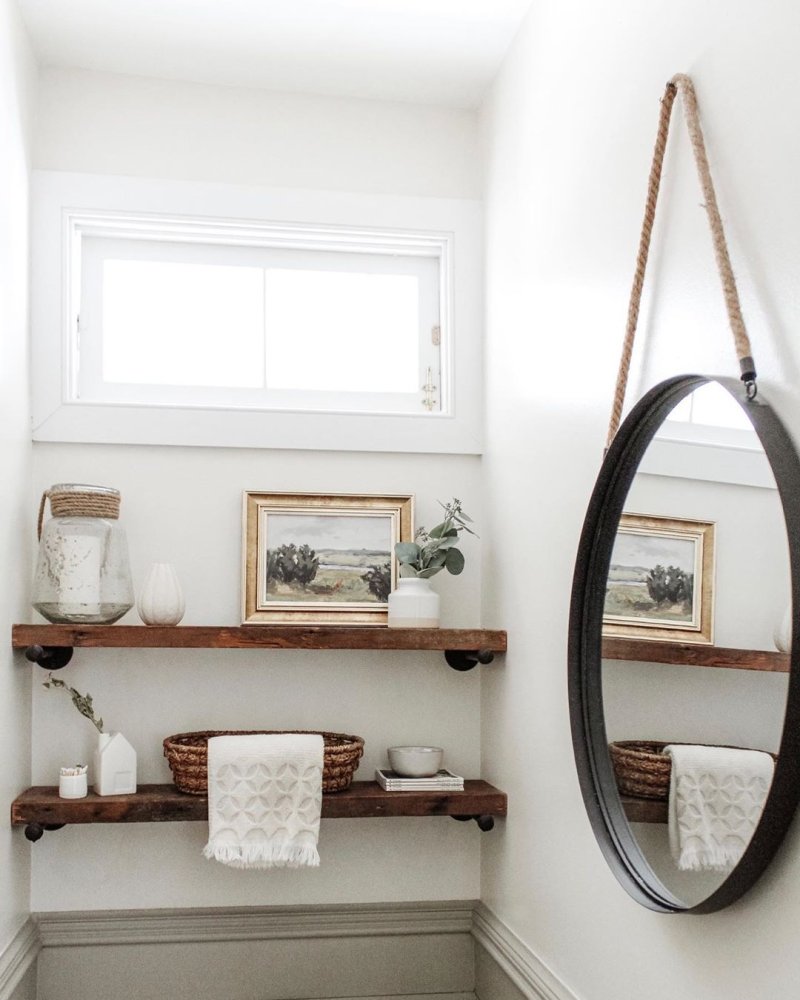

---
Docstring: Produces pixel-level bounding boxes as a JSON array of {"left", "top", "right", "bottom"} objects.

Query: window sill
[
  {"left": 32, "top": 400, "right": 482, "bottom": 454},
  {"left": 637, "top": 435, "right": 774, "bottom": 489}
]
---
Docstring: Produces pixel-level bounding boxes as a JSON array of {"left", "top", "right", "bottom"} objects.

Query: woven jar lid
[
  {"left": 47, "top": 484, "right": 120, "bottom": 499},
  {"left": 39, "top": 484, "right": 122, "bottom": 535}
]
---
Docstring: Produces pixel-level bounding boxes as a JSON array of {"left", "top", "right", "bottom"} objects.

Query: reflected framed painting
[
  {"left": 242, "top": 492, "right": 414, "bottom": 625},
  {"left": 602, "top": 512, "right": 715, "bottom": 644}
]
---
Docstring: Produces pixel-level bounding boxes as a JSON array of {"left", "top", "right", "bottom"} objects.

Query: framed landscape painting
[
  {"left": 242, "top": 492, "right": 414, "bottom": 625},
  {"left": 602, "top": 513, "right": 715, "bottom": 644}
]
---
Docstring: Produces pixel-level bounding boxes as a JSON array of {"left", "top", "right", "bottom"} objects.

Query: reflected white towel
[
  {"left": 664, "top": 744, "right": 774, "bottom": 873},
  {"left": 203, "top": 734, "right": 323, "bottom": 869}
]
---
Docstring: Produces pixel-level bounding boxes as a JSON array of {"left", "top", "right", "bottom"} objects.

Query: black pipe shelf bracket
[
  {"left": 25, "top": 645, "right": 74, "bottom": 670},
  {"left": 444, "top": 648, "right": 494, "bottom": 671},
  {"left": 24, "top": 823, "right": 65, "bottom": 842},
  {"left": 452, "top": 814, "right": 495, "bottom": 832}
]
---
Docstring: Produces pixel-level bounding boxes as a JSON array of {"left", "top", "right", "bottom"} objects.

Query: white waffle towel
[
  {"left": 664, "top": 744, "right": 774, "bottom": 873},
  {"left": 203, "top": 733, "right": 323, "bottom": 869}
]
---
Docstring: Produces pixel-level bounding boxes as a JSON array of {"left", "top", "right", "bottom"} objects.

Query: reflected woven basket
[
  {"left": 163, "top": 730, "right": 365, "bottom": 795},
  {"left": 609, "top": 740, "right": 778, "bottom": 802},
  {"left": 609, "top": 741, "right": 673, "bottom": 801}
]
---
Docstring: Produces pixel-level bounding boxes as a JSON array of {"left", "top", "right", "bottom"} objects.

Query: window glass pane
[
  {"left": 668, "top": 381, "right": 751, "bottom": 430},
  {"left": 690, "top": 381, "right": 751, "bottom": 428},
  {"left": 102, "top": 259, "right": 265, "bottom": 387},
  {"left": 263, "top": 269, "right": 420, "bottom": 393}
]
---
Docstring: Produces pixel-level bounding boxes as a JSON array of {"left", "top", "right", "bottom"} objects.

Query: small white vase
[
  {"left": 138, "top": 562, "right": 185, "bottom": 626},
  {"left": 388, "top": 577, "right": 440, "bottom": 628},
  {"left": 774, "top": 604, "right": 792, "bottom": 653},
  {"left": 94, "top": 732, "right": 137, "bottom": 796}
]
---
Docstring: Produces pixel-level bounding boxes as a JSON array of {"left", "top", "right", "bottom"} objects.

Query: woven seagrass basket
[
  {"left": 609, "top": 740, "right": 778, "bottom": 802},
  {"left": 163, "top": 730, "right": 365, "bottom": 795}
]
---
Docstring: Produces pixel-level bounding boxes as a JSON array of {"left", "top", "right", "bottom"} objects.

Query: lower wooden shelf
[{"left": 11, "top": 781, "right": 507, "bottom": 839}]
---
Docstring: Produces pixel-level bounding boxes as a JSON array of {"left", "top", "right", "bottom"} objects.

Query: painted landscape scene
[
  {"left": 604, "top": 530, "right": 697, "bottom": 625},
  {"left": 264, "top": 512, "right": 392, "bottom": 605}
]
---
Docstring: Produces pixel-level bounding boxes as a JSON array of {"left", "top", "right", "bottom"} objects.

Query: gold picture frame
[
  {"left": 602, "top": 513, "right": 715, "bottom": 644},
  {"left": 242, "top": 492, "right": 414, "bottom": 626}
]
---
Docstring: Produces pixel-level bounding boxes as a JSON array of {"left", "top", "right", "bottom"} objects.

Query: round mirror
[{"left": 569, "top": 374, "right": 800, "bottom": 912}]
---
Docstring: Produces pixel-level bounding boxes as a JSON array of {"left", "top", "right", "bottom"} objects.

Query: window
[
  {"left": 640, "top": 381, "right": 774, "bottom": 490},
  {"left": 78, "top": 232, "right": 442, "bottom": 415},
  {"left": 658, "top": 380, "right": 756, "bottom": 448},
  {"left": 31, "top": 172, "right": 482, "bottom": 453}
]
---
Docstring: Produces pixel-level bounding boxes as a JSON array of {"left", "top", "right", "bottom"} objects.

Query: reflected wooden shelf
[
  {"left": 621, "top": 795, "right": 667, "bottom": 824},
  {"left": 11, "top": 781, "right": 508, "bottom": 839},
  {"left": 602, "top": 637, "right": 789, "bottom": 673}
]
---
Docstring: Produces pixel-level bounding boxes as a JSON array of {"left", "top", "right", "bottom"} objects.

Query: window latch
[{"left": 421, "top": 367, "right": 437, "bottom": 412}]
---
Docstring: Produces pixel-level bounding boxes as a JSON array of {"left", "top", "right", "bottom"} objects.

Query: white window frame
[
  {"left": 78, "top": 224, "right": 443, "bottom": 413},
  {"left": 31, "top": 171, "right": 483, "bottom": 453},
  {"left": 639, "top": 412, "right": 775, "bottom": 491}
]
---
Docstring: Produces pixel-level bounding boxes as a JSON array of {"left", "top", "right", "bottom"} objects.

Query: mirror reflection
[{"left": 601, "top": 383, "right": 791, "bottom": 907}]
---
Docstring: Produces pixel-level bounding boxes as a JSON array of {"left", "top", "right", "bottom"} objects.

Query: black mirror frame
[{"left": 568, "top": 374, "right": 800, "bottom": 913}]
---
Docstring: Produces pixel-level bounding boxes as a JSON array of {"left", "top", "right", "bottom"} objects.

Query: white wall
[
  {"left": 29, "top": 70, "right": 485, "bottom": 911},
  {"left": 481, "top": 1, "right": 800, "bottom": 997},
  {"left": 0, "top": 0, "right": 36, "bottom": 956},
  {"left": 35, "top": 67, "right": 482, "bottom": 199}
]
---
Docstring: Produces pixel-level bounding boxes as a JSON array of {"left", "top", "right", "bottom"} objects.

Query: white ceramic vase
[
  {"left": 94, "top": 732, "right": 137, "bottom": 796},
  {"left": 774, "top": 603, "right": 792, "bottom": 653},
  {"left": 138, "top": 562, "right": 185, "bottom": 626},
  {"left": 387, "top": 577, "right": 440, "bottom": 628}
]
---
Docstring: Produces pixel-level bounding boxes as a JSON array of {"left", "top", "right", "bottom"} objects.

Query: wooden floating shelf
[
  {"left": 11, "top": 781, "right": 508, "bottom": 838},
  {"left": 621, "top": 795, "right": 667, "bottom": 825},
  {"left": 13, "top": 624, "right": 507, "bottom": 653},
  {"left": 602, "top": 637, "right": 789, "bottom": 674}
]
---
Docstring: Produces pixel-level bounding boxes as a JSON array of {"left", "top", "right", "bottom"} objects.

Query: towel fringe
[
  {"left": 676, "top": 844, "right": 746, "bottom": 873},
  {"left": 203, "top": 842, "right": 320, "bottom": 869}
]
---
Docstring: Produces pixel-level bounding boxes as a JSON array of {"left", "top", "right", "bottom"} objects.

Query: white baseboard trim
[
  {"left": 0, "top": 919, "right": 40, "bottom": 1000},
  {"left": 30, "top": 900, "right": 576, "bottom": 1000},
  {"left": 471, "top": 905, "right": 577, "bottom": 1000},
  {"left": 36, "top": 899, "right": 475, "bottom": 947},
  {"left": 35, "top": 901, "right": 477, "bottom": 1000}
]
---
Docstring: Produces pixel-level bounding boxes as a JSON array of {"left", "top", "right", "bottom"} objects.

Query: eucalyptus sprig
[
  {"left": 43, "top": 675, "right": 105, "bottom": 734},
  {"left": 395, "top": 498, "right": 477, "bottom": 579}
]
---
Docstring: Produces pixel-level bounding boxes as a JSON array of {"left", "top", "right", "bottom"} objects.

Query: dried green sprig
[{"left": 43, "top": 675, "right": 104, "bottom": 733}]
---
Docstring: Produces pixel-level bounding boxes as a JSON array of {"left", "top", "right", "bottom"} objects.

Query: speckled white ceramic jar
[{"left": 387, "top": 577, "right": 440, "bottom": 628}]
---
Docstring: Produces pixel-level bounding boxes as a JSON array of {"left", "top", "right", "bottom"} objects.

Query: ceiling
[{"left": 16, "top": 0, "right": 532, "bottom": 108}]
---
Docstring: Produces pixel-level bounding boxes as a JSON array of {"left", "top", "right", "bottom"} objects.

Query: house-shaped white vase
[{"left": 94, "top": 732, "right": 137, "bottom": 796}]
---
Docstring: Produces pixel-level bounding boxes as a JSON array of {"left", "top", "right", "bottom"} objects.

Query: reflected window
[{"left": 667, "top": 382, "right": 752, "bottom": 432}]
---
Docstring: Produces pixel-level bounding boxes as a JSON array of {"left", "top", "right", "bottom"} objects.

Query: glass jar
[{"left": 32, "top": 484, "right": 134, "bottom": 624}]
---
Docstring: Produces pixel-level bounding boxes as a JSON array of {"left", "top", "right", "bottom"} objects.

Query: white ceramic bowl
[{"left": 387, "top": 746, "right": 443, "bottom": 777}]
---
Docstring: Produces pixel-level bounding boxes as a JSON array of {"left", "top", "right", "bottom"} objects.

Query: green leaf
[
  {"left": 434, "top": 535, "right": 459, "bottom": 550},
  {"left": 426, "top": 549, "right": 448, "bottom": 567},
  {"left": 427, "top": 521, "right": 447, "bottom": 539},
  {"left": 417, "top": 567, "right": 442, "bottom": 579},
  {"left": 395, "top": 542, "right": 421, "bottom": 564},
  {"left": 399, "top": 564, "right": 419, "bottom": 578},
  {"left": 444, "top": 547, "right": 465, "bottom": 575}
]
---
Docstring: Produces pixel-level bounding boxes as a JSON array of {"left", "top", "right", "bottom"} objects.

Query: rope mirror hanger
[{"left": 606, "top": 73, "right": 757, "bottom": 453}]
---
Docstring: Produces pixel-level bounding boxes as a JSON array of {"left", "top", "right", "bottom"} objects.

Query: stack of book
[{"left": 375, "top": 768, "right": 464, "bottom": 791}]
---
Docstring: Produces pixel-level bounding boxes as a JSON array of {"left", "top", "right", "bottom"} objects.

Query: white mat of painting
[
  {"left": 203, "top": 733, "right": 324, "bottom": 869},
  {"left": 664, "top": 744, "right": 774, "bottom": 873}
]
